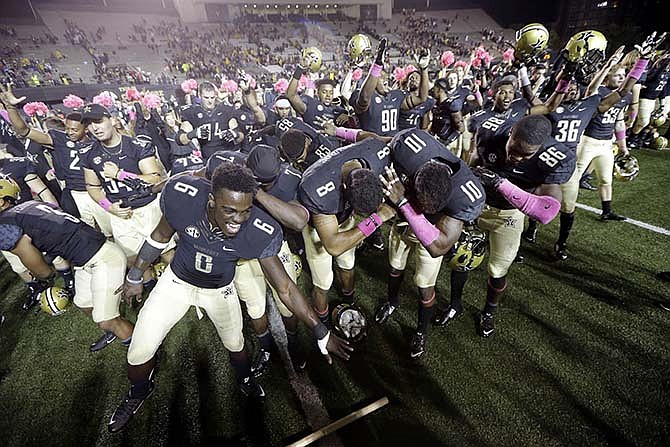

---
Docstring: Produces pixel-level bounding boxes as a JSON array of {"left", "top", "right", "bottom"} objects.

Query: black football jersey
[
  {"left": 471, "top": 99, "right": 530, "bottom": 171},
  {"left": 547, "top": 95, "right": 601, "bottom": 152},
  {"left": 390, "top": 129, "right": 485, "bottom": 222},
  {"left": 83, "top": 135, "right": 157, "bottom": 208},
  {"left": 351, "top": 89, "right": 406, "bottom": 136},
  {"left": 205, "top": 150, "right": 247, "bottom": 179},
  {"left": 170, "top": 153, "right": 205, "bottom": 175},
  {"left": 485, "top": 137, "right": 576, "bottom": 209},
  {"left": 584, "top": 86, "right": 632, "bottom": 140},
  {"left": 640, "top": 68, "right": 670, "bottom": 100},
  {"left": 301, "top": 95, "right": 347, "bottom": 128},
  {"left": 47, "top": 130, "right": 93, "bottom": 191},
  {"left": 180, "top": 103, "right": 242, "bottom": 158},
  {"left": 160, "top": 175, "right": 283, "bottom": 289},
  {"left": 274, "top": 118, "right": 339, "bottom": 170},
  {"left": 430, "top": 86, "right": 470, "bottom": 139},
  {"left": 0, "top": 117, "right": 24, "bottom": 156},
  {"left": 0, "top": 200, "right": 105, "bottom": 266},
  {"left": 298, "top": 138, "right": 391, "bottom": 223},
  {"left": 398, "top": 97, "right": 436, "bottom": 130},
  {"left": 0, "top": 156, "right": 37, "bottom": 204}
]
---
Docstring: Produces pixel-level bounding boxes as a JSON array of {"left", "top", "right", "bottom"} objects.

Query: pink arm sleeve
[
  {"left": 497, "top": 179, "right": 560, "bottom": 225},
  {"left": 399, "top": 202, "right": 441, "bottom": 247}
]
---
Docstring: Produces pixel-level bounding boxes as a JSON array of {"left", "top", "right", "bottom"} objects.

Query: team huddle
[{"left": 0, "top": 24, "right": 667, "bottom": 434}]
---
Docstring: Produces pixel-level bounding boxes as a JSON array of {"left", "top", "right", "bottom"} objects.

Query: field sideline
[{"left": 1, "top": 148, "right": 669, "bottom": 447}]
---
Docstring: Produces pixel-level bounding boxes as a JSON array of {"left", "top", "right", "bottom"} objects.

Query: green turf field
[{"left": 1, "top": 149, "right": 669, "bottom": 447}]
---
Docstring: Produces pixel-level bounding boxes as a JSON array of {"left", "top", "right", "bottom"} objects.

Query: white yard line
[{"left": 575, "top": 203, "right": 670, "bottom": 236}]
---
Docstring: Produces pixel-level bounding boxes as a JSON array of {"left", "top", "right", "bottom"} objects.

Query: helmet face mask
[
  {"left": 301, "top": 47, "right": 323, "bottom": 73},
  {"left": 613, "top": 154, "right": 640, "bottom": 181},
  {"left": 447, "top": 226, "right": 487, "bottom": 272},
  {"left": 331, "top": 302, "right": 367, "bottom": 343},
  {"left": 564, "top": 30, "right": 608, "bottom": 83},
  {"left": 0, "top": 174, "right": 20, "bottom": 203}
]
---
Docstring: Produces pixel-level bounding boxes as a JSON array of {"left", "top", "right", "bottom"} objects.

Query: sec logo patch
[
  {"left": 66, "top": 141, "right": 75, "bottom": 148},
  {"left": 185, "top": 226, "right": 200, "bottom": 238},
  {"left": 317, "top": 104, "right": 324, "bottom": 111},
  {"left": 375, "top": 97, "right": 382, "bottom": 104}
]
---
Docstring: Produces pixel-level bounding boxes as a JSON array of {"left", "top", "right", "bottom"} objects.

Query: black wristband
[
  {"left": 293, "top": 66, "right": 306, "bottom": 80},
  {"left": 313, "top": 321, "right": 328, "bottom": 340}
]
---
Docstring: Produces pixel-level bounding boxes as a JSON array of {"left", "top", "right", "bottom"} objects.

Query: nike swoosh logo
[
  {"left": 512, "top": 113, "right": 519, "bottom": 117},
  {"left": 512, "top": 169, "right": 524, "bottom": 174},
  {"left": 512, "top": 195, "right": 521, "bottom": 200},
  {"left": 119, "top": 155, "right": 127, "bottom": 159},
  {"left": 222, "top": 246, "right": 235, "bottom": 252},
  {"left": 544, "top": 204, "right": 551, "bottom": 209},
  {"left": 578, "top": 108, "right": 587, "bottom": 111}
]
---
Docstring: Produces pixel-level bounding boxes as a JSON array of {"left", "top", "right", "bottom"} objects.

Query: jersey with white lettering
[
  {"left": 547, "top": 95, "right": 600, "bottom": 152},
  {"left": 0, "top": 118, "right": 24, "bottom": 156},
  {"left": 584, "top": 86, "right": 632, "bottom": 140},
  {"left": 83, "top": 135, "right": 157, "bottom": 208},
  {"left": 390, "top": 129, "right": 485, "bottom": 222},
  {"left": 298, "top": 138, "right": 391, "bottom": 223},
  {"left": 160, "top": 175, "right": 283, "bottom": 288},
  {"left": 301, "top": 95, "right": 347, "bottom": 128},
  {"left": 0, "top": 200, "right": 105, "bottom": 265},
  {"left": 170, "top": 153, "right": 205, "bottom": 175},
  {"left": 0, "top": 156, "right": 38, "bottom": 204},
  {"left": 275, "top": 118, "right": 340, "bottom": 170},
  {"left": 180, "top": 103, "right": 241, "bottom": 158},
  {"left": 398, "top": 97, "right": 436, "bottom": 130},
  {"left": 640, "top": 67, "right": 670, "bottom": 100},
  {"left": 350, "top": 89, "right": 406, "bottom": 136},
  {"left": 484, "top": 137, "right": 575, "bottom": 209},
  {"left": 47, "top": 130, "right": 93, "bottom": 191},
  {"left": 205, "top": 150, "right": 247, "bottom": 179},
  {"left": 470, "top": 99, "right": 531, "bottom": 170}
]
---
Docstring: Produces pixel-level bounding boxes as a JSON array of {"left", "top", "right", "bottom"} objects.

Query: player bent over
[{"left": 0, "top": 176, "right": 132, "bottom": 351}]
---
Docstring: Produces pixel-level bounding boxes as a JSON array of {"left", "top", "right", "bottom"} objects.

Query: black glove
[
  {"left": 221, "top": 128, "right": 238, "bottom": 143},
  {"left": 134, "top": 102, "right": 145, "bottom": 127},
  {"left": 374, "top": 37, "right": 387, "bottom": 66},
  {"left": 472, "top": 167, "right": 503, "bottom": 189},
  {"left": 119, "top": 177, "right": 154, "bottom": 208},
  {"left": 562, "top": 60, "right": 579, "bottom": 78}
]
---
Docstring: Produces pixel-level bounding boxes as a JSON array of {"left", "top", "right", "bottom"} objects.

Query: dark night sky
[{"left": 392, "top": 0, "right": 561, "bottom": 27}]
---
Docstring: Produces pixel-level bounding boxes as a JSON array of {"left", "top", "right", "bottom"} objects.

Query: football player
[
  {"left": 375, "top": 128, "right": 485, "bottom": 358},
  {"left": 81, "top": 103, "right": 171, "bottom": 289},
  {"left": 349, "top": 39, "right": 431, "bottom": 137},
  {"left": 203, "top": 146, "right": 310, "bottom": 375},
  {"left": 398, "top": 69, "right": 435, "bottom": 131},
  {"left": 286, "top": 53, "right": 348, "bottom": 129},
  {"left": 297, "top": 137, "right": 395, "bottom": 326},
  {"left": 629, "top": 55, "right": 670, "bottom": 148},
  {"left": 176, "top": 81, "right": 245, "bottom": 159},
  {"left": 429, "top": 73, "right": 471, "bottom": 153},
  {"left": 0, "top": 175, "right": 133, "bottom": 351},
  {"left": 279, "top": 122, "right": 340, "bottom": 172},
  {"left": 108, "top": 163, "right": 351, "bottom": 433},
  {"left": 472, "top": 115, "right": 574, "bottom": 337},
  {"left": 0, "top": 85, "right": 112, "bottom": 236}
]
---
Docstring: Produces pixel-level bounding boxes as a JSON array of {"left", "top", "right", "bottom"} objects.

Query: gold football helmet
[
  {"left": 301, "top": 46, "right": 323, "bottom": 73},
  {"left": 613, "top": 154, "right": 640, "bottom": 181},
  {"left": 347, "top": 34, "right": 372, "bottom": 67},
  {"left": 40, "top": 286, "right": 71, "bottom": 316},
  {"left": 651, "top": 110, "right": 667, "bottom": 128},
  {"left": 0, "top": 174, "right": 20, "bottom": 201},
  {"left": 515, "top": 23, "right": 550, "bottom": 62},
  {"left": 652, "top": 136, "right": 668, "bottom": 150},
  {"left": 447, "top": 226, "right": 487, "bottom": 272}
]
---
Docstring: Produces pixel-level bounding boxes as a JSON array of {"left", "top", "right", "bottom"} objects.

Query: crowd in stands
[{"left": 1, "top": 10, "right": 511, "bottom": 88}]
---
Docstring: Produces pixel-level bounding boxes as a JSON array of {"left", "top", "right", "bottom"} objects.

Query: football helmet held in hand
[
  {"left": 301, "top": 47, "right": 323, "bottom": 73},
  {"left": 613, "top": 154, "right": 639, "bottom": 181},
  {"left": 0, "top": 174, "right": 20, "bottom": 201},
  {"left": 347, "top": 34, "right": 372, "bottom": 67},
  {"left": 563, "top": 30, "right": 607, "bottom": 83},
  {"left": 515, "top": 23, "right": 549, "bottom": 63},
  {"left": 446, "top": 225, "right": 487, "bottom": 272}
]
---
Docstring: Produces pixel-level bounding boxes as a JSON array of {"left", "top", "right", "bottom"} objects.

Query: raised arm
[
  {"left": 0, "top": 83, "right": 53, "bottom": 146},
  {"left": 354, "top": 38, "right": 387, "bottom": 115}
]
